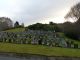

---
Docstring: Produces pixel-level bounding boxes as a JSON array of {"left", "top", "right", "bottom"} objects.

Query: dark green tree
[{"left": 14, "top": 21, "right": 20, "bottom": 28}]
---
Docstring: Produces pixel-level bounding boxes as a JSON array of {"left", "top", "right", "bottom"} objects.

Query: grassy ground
[
  {"left": 5, "top": 28, "right": 25, "bottom": 32},
  {"left": 0, "top": 43, "right": 80, "bottom": 57},
  {"left": 58, "top": 32, "right": 80, "bottom": 45}
]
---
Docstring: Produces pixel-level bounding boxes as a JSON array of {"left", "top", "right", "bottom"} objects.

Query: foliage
[
  {"left": 0, "top": 17, "right": 13, "bottom": 31},
  {"left": 64, "top": 3, "right": 80, "bottom": 40},
  {"left": 49, "top": 21, "right": 56, "bottom": 25},
  {"left": 65, "top": 2, "right": 80, "bottom": 19},
  {"left": 14, "top": 21, "right": 20, "bottom": 28},
  {"left": 61, "top": 19, "right": 80, "bottom": 40},
  {"left": 14, "top": 21, "right": 25, "bottom": 28},
  {"left": 27, "top": 22, "right": 60, "bottom": 32}
]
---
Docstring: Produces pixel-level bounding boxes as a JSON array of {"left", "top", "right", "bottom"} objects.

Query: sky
[{"left": 0, "top": 0, "right": 80, "bottom": 26}]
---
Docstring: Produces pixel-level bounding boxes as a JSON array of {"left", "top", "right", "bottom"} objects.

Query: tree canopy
[
  {"left": 0, "top": 17, "right": 13, "bottom": 31},
  {"left": 27, "top": 22, "right": 60, "bottom": 32},
  {"left": 65, "top": 2, "right": 80, "bottom": 20}
]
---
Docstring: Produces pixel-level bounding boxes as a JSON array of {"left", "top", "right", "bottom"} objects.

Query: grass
[
  {"left": 57, "top": 32, "right": 80, "bottom": 45},
  {"left": 5, "top": 28, "right": 25, "bottom": 32},
  {"left": 0, "top": 43, "right": 80, "bottom": 57}
]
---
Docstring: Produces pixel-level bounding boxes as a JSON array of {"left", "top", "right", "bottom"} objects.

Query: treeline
[
  {"left": 63, "top": 2, "right": 80, "bottom": 40},
  {"left": 61, "top": 18, "right": 80, "bottom": 40},
  {"left": 26, "top": 20, "right": 80, "bottom": 41},
  {"left": 0, "top": 17, "right": 24, "bottom": 31},
  {"left": 14, "top": 21, "right": 24, "bottom": 28},
  {"left": 27, "top": 22, "right": 61, "bottom": 32}
]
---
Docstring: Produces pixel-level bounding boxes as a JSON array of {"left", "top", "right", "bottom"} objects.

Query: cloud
[{"left": 0, "top": 0, "right": 79, "bottom": 26}]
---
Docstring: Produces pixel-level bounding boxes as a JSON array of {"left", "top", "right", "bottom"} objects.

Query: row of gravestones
[{"left": 0, "top": 30, "right": 79, "bottom": 48}]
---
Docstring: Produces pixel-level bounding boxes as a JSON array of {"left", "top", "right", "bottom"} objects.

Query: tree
[
  {"left": 62, "top": 21, "right": 78, "bottom": 40},
  {"left": 14, "top": 21, "right": 20, "bottom": 28},
  {"left": 49, "top": 22, "right": 56, "bottom": 25},
  {"left": 65, "top": 2, "right": 80, "bottom": 20},
  {"left": 64, "top": 3, "right": 80, "bottom": 40},
  {"left": 0, "top": 17, "right": 13, "bottom": 31},
  {"left": 49, "top": 22, "right": 60, "bottom": 32},
  {"left": 27, "top": 23, "right": 55, "bottom": 31}
]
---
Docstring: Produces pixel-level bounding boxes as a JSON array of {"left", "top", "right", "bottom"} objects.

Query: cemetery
[{"left": 0, "top": 29, "right": 79, "bottom": 49}]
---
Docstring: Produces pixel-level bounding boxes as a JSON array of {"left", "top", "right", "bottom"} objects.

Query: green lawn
[
  {"left": 0, "top": 43, "right": 80, "bottom": 57},
  {"left": 57, "top": 32, "right": 80, "bottom": 45},
  {"left": 5, "top": 28, "right": 25, "bottom": 32}
]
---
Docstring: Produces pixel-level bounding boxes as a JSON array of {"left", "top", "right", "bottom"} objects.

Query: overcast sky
[{"left": 0, "top": 0, "right": 80, "bottom": 26}]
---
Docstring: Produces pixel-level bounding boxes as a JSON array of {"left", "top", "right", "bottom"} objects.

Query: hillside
[
  {"left": 0, "top": 28, "right": 80, "bottom": 57},
  {"left": 4, "top": 28, "right": 80, "bottom": 46}
]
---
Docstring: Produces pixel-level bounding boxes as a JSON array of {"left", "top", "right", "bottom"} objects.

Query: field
[{"left": 0, "top": 43, "right": 80, "bottom": 57}]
